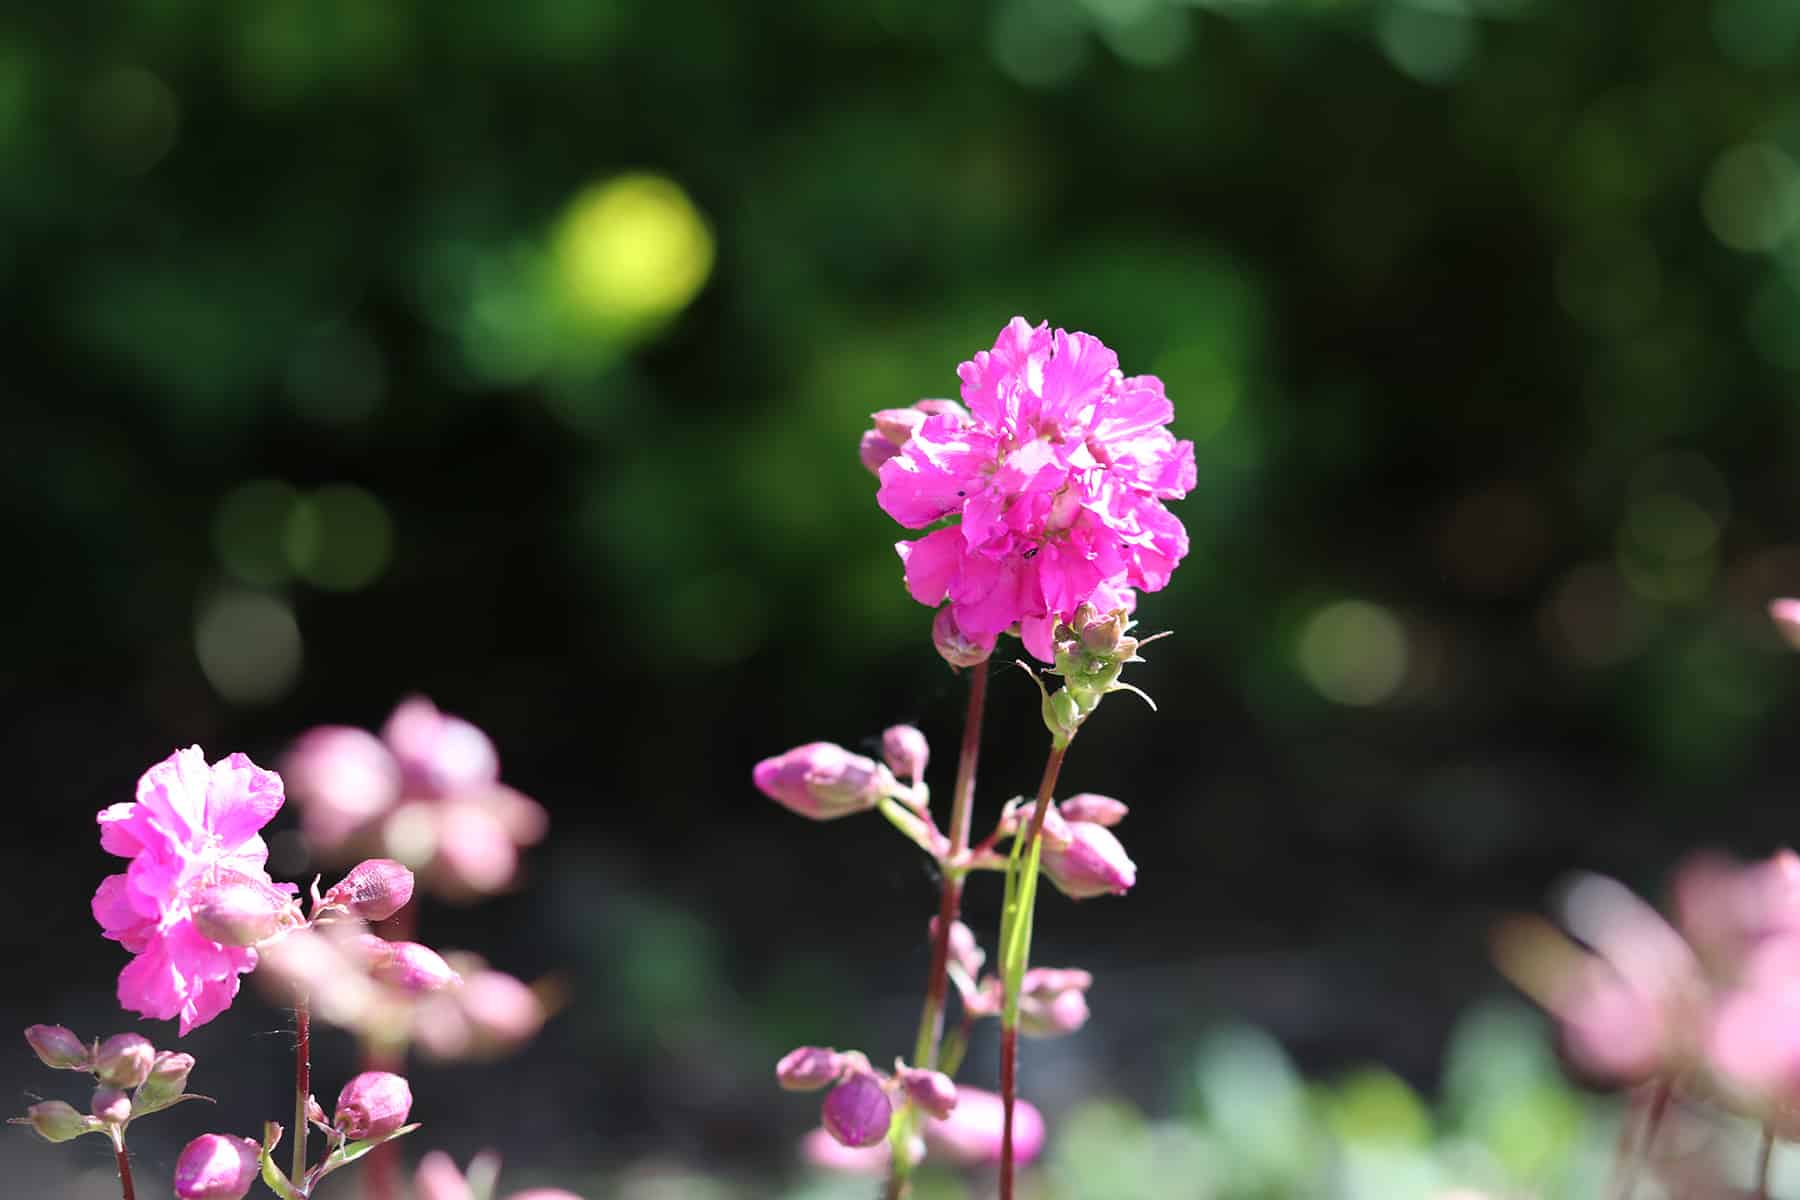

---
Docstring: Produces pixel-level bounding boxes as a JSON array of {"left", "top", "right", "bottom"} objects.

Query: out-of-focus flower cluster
[
  {"left": 283, "top": 697, "right": 547, "bottom": 899},
  {"left": 1498, "top": 849, "right": 1800, "bottom": 1133}
]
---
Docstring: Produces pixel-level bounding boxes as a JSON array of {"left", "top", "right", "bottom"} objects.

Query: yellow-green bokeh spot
[{"left": 550, "top": 173, "right": 714, "bottom": 342}]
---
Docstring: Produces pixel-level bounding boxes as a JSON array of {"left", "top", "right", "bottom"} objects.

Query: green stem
[{"left": 997, "top": 739, "right": 1069, "bottom": 1200}]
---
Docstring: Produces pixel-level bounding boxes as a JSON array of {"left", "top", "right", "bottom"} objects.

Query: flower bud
[
  {"left": 880, "top": 725, "right": 929, "bottom": 784},
  {"left": 932, "top": 607, "right": 994, "bottom": 668},
  {"left": 923, "top": 1086, "right": 1044, "bottom": 1167},
  {"left": 1058, "top": 793, "right": 1128, "bottom": 827},
  {"left": 334, "top": 1071, "right": 413, "bottom": 1140},
  {"left": 506, "top": 1191, "right": 587, "bottom": 1200},
  {"left": 135, "top": 1051, "right": 197, "bottom": 1111},
  {"left": 21, "top": 1099, "right": 94, "bottom": 1142},
  {"left": 860, "top": 430, "right": 902, "bottom": 475},
  {"left": 895, "top": 1063, "right": 957, "bottom": 1120},
  {"left": 191, "top": 877, "right": 294, "bottom": 947},
  {"left": 24, "top": 1024, "right": 91, "bottom": 1070},
  {"left": 94, "top": 1033, "right": 155, "bottom": 1088},
  {"left": 1017, "top": 967, "right": 1093, "bottom": 1038},
  {"left": 458, "top": 968, "right": 545, "bottom": 1054},
  {"left": 90, "top": 1086, "right": 131, "bottom": 1125},
  {"left": 173, "top": 1133, "right": 260, "bottom": 1200},
  {"left": 324, "top": 858, "right": 417, "bottom": 921},
  {"left": 776, "top": 1046, "right": 844, "bottom": 1092},
  {"left": 821, "top": 1072, "right": 893, "bottom": 1149},
  {"left": 352, "top": 935, "right": 461, "bottom": 994},
  {"left": 1041, "top": 687, "right": 1084, "bottom": 745},
  {"left": 1773, "top": 599, "right": 1800, "bottom": 650},
  {"left": 1000, "top": 799, "right": 1073, "bottom": 850},
  {"left": 929, "top": 918, "right": 985, "bottom": 980},
  {"left": 870, "top": 407, "right": 929, "bottom": 447},
  {"left": 1041, "top": 822, "right": 1137, "bottom": 899},
  {"left": 752, "top": 742, "right": 892, "bottom": 821}
]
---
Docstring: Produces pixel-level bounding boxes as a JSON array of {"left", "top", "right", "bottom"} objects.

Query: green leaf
[
  {"left": 314, "top": 1123, "right": 421, "bottom": 1178},
  {"left": 130, "top": 1091, "right": 213, "bottom": 1118},
  {"left": 259, "top": 1123, "right": 303, "bottom": 1200}
]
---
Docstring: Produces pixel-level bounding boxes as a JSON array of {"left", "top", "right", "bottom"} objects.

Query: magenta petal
[
  {"left": 1036, "top": 329, "right": 1118, "bottom": 429},
  {"left": 98, "top": 804, "right": 147, "bottom": 859},
  {"left": 204, "top": 753, "right": 286, "bottom": 849},
  {"left": 897, "top": 528, "right": 963, "bottom": 608},
  {"left": 93, "top": 874, "right": 143, "bottom": 940}
]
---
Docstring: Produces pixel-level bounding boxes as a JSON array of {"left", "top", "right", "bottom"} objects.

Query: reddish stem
[
  {"left": 999, "top": 1025, "right": 1018, "bottom": 1200},
  {"left": 915, "top": 660, "right": 989, "bottom": 1066},
  {"left": 292, "top": 998, "right": 311, "bottom": 1188},
  {"left": 364, "top": 896, "right": 417, "bottom": 1200},
  {"left": 113, "top": 1135, "right": 136, "bottom": 1200}
]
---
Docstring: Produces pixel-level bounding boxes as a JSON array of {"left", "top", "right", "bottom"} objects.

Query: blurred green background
[{"left": 9, "top": 0, "right": 1800, "bottom": 1194}]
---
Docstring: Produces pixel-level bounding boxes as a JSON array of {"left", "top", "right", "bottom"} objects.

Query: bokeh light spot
[
  {"left": 1713, "top": 0, "right": 1800, "bottom": 68},
  {"left": 991, "top": 0, "right": 1091, "bottom": 88},
  {"left": 1375, "top": 0, "right": 1477, "bottom": 86},
  {"left": 287, "top": 320, "right": 384, "bottom": 426},
  {"left": 550, "top": 173, "right": 714, "bottom": 334},
  {"left": 81, "top": 66, "right": 179, "bottom": 175},
  {"left": 1296, "top": 600, "right": 1409, "bottom": 706},
  {"left": 213, "top": 480, "right": 303, "bottom": 587},
  {"left": 284, "top": 484, "right": 394, "bottom": 592},
  {"left": 194, "top": 589, "right": 302, "bottom": 705},
  {"left": 1702, "top": 142, "right": 1800, "bottom": 252}
]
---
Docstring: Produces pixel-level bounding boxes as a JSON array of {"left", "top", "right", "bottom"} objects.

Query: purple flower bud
[
  {"left": 923, "top": 1086, "right": 1044, "bottom": 1167},
  {"left": 871, "top": 407, "right": 931, "bottom": 447},
  {"left": 932, "top": 607, "right": 995, "bottom": 668},
  {"left": 860, "top": 430, "right": 903, "bottom": 475},
  {"left": 1018, "top": 967, "right": 1093, "bottom": 1039},
  {"left": 822, "top": 1072, "right": 893, "bottom": 1149},
  {"left": 94, "top": 1033, "right": 155, "bottom": 1088},
  {"left": 1041, "top": 822, "right": 1137, "bottom": 899},
  {"left": 880, "top": 725, "right": 929, "bottom": 784},
  {"left": 752, "top": 742, "right": 892, "bottom": 820},
  {"left": 776, "top": 1046, "right": 844, "bottom": 1092},
  {"left": 191, "top": 876, "right": 294, "bottom": 947},
  {"left": 351, "top": 935, "right": 461, "bottom": 994},
  {"left": 895, "top": 1063, "right": 957, "bottom": 1119},
  {"left": 334, "top": 1070, "right": 413, "bottom": 1139},
  {"left": 1003, "top": 800, "right": 1073, "bottom": 849},
  {"left": 90, "top": 1086, "right": 131, "bottom": 1125},
  {"left": 173, "top": 1134, "right": 260, "bottom": 1200},
  {"left": 1773, "top": 599, "right": 1800, "bottom": 650},
  {"left": 24, "top": 1025, "right": 90, "bottom": 1070},
  {"left": 324, "top": 858, "right": 416, "bottom": 921},
  {"left": 22, "top": 1099, "right": 94, "bottom": 1142},
  {"left": 135, "top": 1051, "right": 197, "bottom": 1111},
  {"left": 1058, "top": 793, "right": 1128, "bottom": 827}
]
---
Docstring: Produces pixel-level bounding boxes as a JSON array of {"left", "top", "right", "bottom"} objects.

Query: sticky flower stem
[
  {"left": 110, "top": 1128, "right": 136, "bottom": 1200},
  {"left": 997, "top": 738, "right": 1069, "bottom": 1200},
  {"left": 1756, "top": 1123, "right": 1774, "bottom": 1200},
  {"left": 292, "top": 996, "right": 311, "bottom": 1189},
  {"left": 884, "top": 660, "right": 991, "bottom": 1200}
]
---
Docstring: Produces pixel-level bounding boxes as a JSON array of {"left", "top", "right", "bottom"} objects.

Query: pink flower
[
  {"left": 92, "top": 747, "right": 287, "bottom": 1034},
  {"left": 173, "top": 1134, "right": 260, "bottom": 1200},
  {"left": 923, "top": 1086, "right": 1045, "bottom": 1167},
  {"left": 334, "top": 1070, "right": 413, "bottom": 1139},
  {"left": 876, "top": 318, "right": 1194, "bottom": 660}
]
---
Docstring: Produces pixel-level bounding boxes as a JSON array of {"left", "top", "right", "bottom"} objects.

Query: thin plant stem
[
  {"left": 885, "top": 660, "right": 991, "bottom": 1200},
  {"left": 111, "top": 1131, "right": 136, "bottom": 1200},
  {"left": 292, "top": 996, "right": 312, "bottom": 1189},
  {"left": 1757, "top": 1123, "right": 1775, "bottom": 1200},
  {"left": 998, "top": 739, "right": 1069, "bottom": 1200},
  {"left": 1613, "top": 1077, "right": 1672, "bottom": 1200}
]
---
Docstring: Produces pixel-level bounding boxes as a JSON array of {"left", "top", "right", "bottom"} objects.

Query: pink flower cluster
[
  {"left": 1500, "top": 849, "right": 1800, "bottom": 1131},
  {"left": 869, "top": 317, "right": 1194, "bottom": 660},
  {"left": 283, "top": 697, "right": 547, "bottom": 899},
  {"left": 92, "top": 748, "right": 289, "bottom": 1034}
]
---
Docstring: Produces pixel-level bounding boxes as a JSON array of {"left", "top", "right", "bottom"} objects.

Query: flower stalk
[
  {"left": 292, "top": 998, "right": 311, "bottom": 1188},
  {"left": 110, "top": 1128, "right": 136, "bottom": 1200}
]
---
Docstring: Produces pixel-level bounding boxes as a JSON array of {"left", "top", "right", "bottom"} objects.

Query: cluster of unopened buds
[{"left": 756, "top": 732, "right": 1137, "bottom": 901}]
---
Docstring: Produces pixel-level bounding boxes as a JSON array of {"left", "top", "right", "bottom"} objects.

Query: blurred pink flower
[
  {"left": 923, "top": 1086, "right": 1045, "bottom": 1168},
  {"left": 282, "top": 698, "right": 546, "bottom": 900},
  {"left": 413, "top": 1151, "right": 585, "bottom": 1200},
  {"left": 92, "top": 747, "right": 287, "bottom": 1034},
  {"left": 876, "top": 317, "right": 1194, "bottom": 660}
]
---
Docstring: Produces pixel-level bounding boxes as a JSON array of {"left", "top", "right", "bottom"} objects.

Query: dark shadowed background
[{"left": 7, "top": 0, "right": 1800, "bottom": 1195}]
